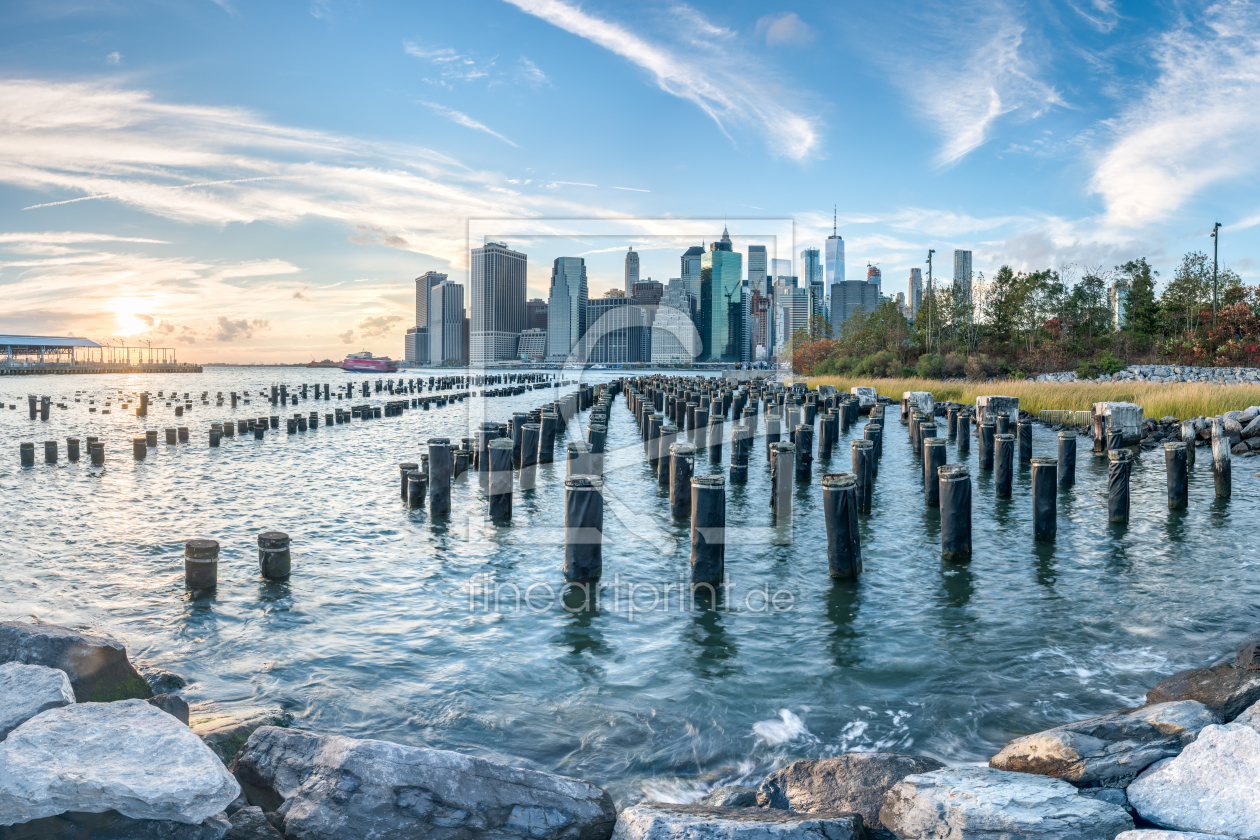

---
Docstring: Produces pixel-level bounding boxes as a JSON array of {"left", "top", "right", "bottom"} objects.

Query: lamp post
[
  {"left": 926, "top": 249, "right": 936, "bottom": 353},
  {"left": 1211, "top": 222, "right": 1221, "bottom": 333}
]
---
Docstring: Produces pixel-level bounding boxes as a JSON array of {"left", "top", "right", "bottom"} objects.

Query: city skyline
[{"left": 2, "top": 0, "right": 1258, "bottom": 361}]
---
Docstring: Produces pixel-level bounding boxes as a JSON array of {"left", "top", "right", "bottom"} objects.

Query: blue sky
[{"left": 1, "top": 0, "right": 1258, "bottom": 361}]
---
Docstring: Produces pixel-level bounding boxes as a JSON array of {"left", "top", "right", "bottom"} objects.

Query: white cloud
[
  {"left": 755, "top": 12, "right": 814, "bottom": 47},
  {"left": 106, "top": 52, "right": 122, "bottom": 65},
  {"left": 502, "top": 0, "right": 821, "bottom": 161},
  {"left": 1090, "top": 0, "right": 1260, "bottom": 227},
  {"left": 516, "top": 57, "right": 550, "bottom": 86},
  {"left": 1065, "top": 0, "right": 1121, "bottom": 34},
  {"left": 404, "top": 43, "right": 496, "bottom": 87},
  {"left": 418, "top": 101, "right": 519, "bottom": 147}
]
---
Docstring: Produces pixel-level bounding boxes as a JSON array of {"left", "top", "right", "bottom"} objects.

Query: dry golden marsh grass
[{"left": 801, "top": 376, "right": 1260, "bottom": 419}]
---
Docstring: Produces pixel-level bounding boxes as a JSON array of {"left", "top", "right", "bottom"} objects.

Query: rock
[
  {"left": 233, "top": 726, "right": 617, "bottom": 840},
  {"left": 1127, "top": 724, "right": 1260, "bottom": 838},
  {"left": 879, "top": 767, "right": 1133, "bottom": 840},
  {"left": 1231, "top": 442, "right": 1249, "bottom": 455},
  {"left": 1115, "top": 832, "right": 1235, "bottom": 840},
  {"left": 1241, "top": 406, "right": 1260, "bottom": 424},
  {"left": 1159, "top": 416, "right": 1180, "bottom": 426},
  {"left": 223, "top": 806, "right": 283, "bottom": 840},
  {"left": 758, "top": 753, "right": 944, "bottom": 832},
  {"left": 0, "top": 810, "right": 231, "bottom": 839},
  {"left": 192, "top": 711, "right": 292, "bottom": 765},
  {"left": 1146, "top": 662, "right": 1260, "bottom": 721},
  {"left": 0, "top": 621, "right": 152, "bottom": 703},
  {"left": 613, "top": 803, "right": 863, "bottom": 840},
  {"left": 1232, "top": 698, "right": 1260, "bottom": 732},
  {"left": 989, "top": 701, "right": 1220, "bottom": 787},
  {"left": 1242, "top": 417, "right": 1260, "bottom": 440},
  {"left": 149, "top": 693, "right": 191, "bottom": 726},
  {"left": 0, "top": 699, "right": 240, "bottom": 826},
  {"left": 0, "top": 662, "right": 74, "bottom": 742},
  {"left": 141, "top": 667, "right": 188, "bottom": 696},
  {"left": 1235, "top": 632, "right": 1260, "bottom": 671},
  {"left": 1079, "top": 787, "right": 1129, "bottom": 809},
  {"left": 695, "top": 787, "right": 759, "bottom": 808}
]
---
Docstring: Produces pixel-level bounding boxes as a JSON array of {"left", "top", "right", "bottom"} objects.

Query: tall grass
[{"left": 802, "top": 375, "right": 1260, "bottom": 420}]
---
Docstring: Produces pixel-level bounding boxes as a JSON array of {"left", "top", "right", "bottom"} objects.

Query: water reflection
[{"left": 825, "top": 581, "right": 862, "bottom": 668}]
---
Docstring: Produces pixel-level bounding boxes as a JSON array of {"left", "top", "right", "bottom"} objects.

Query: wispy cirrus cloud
[
  {"left": 501, "top": 0, "right": 821, "bottom": 161},
  {"left": 417, "top": 100, "right": 519, "bottom": 147},
  {"left": 1090, "top": 0, "right": 1260, "bottom": 227}
]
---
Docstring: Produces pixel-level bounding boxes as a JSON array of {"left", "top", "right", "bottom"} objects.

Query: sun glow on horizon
[{"left": 112, "top": 297, "right": 149, "bottom": 336}]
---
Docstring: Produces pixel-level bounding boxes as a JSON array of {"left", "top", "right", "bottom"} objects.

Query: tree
[
  {"left": 982, "top": 265, "right": 1023, "bottom": 349},
  {"left": 1161, "top": 252, "right": 1212, "bottom": 337},
  {"left": 808, "top": 313, "right": 832, "bottom": 340},
  {"left": 1118, "top": 258, "right": 1160, "bottom": 337},
  {"left": 1073, "top": 266, "right": 1109, "bottom": 350}
]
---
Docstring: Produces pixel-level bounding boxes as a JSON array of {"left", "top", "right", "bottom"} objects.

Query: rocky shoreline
[
  {"left": 1034, "top": 364, "right": 1260, "bottom": 384},
  {"left": 4, "top": 619, "right": 1260, "bottom": 839}
]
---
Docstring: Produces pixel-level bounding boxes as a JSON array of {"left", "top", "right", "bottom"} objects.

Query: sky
[{"left": 2, "top": 0, "right": 1259, "bottom": 362}]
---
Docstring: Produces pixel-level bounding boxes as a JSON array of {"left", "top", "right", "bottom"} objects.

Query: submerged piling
[
  {"left": 939, "top": 464, "right": 972, "bottom": 562},
  {"left": 1109, "top": 449, "right": 1133, "bottom": 523},
  {"left": 957, "top": 412, "right": 971, "bottom": 454},
  {"left": 769, "top": 441, "right": 795, "bottom": 521},
  {"left": 20, "top": 442, "right": 34, "bottom": 467},
  {"left": 258, "top": 532, "right": 291, "bottom": 579},
  {"left": 564, "top": 475, "right": 603, "bottom": 582},
  {"left": 1212, "top": 418, "right": 1232, "bottom": 499},
  {"left": 1017, "top": 420, "right": 1033, "bottom": 463},
  {"left": 670, "top": 443, "right": 695, "bottom": 518},
  {"left": 407, "top": 470, "right": 427, "bottom": 508},
  {"left": 852, "top": 439, "right": 874, "bottom": 515},
  {"left": 184, "top": 539, "right": 219, "bottom": 593},
  {"left": 400, "top": 462, "right": 418, "bottom": 500},
  {"left": 690, "top": 476, "right": 726, "bottom": 585},
  {"left": 978, "top": 419, "right": 995, "bottom": 470},
  {"left": 488, "top": 439, "right": 514, "bottom": 521},
  {"left": 520, "top": 423, "right": 541, "bottom": 489},
  {"left": 1181, "top": 420, "right": 1197, "bottom": 468},
  {"left": 924, "top": 437, "right": 946, "bottom": 507},
  {"left": 822, "top": 473, "right": 861, "bottom": 579},
  {"left": 429, "top": 440, "right": 453, "bottom": 516},
  {"left": 1057, "top": 431, "right": 1077, "bottom": 488},
  {"left": 44, "top": 440, "right": 57, "bottom": 464},
  {"left": 730, "top": 424, "right": 750, "bottom": 482}
]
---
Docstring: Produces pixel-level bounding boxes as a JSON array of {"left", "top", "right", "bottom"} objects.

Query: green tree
[
  {"left": 982, "top": 265, "right": 1023, "bottom": 349},
  {"left": 1071, "top": 267, "right": 1109, "bottom": 350},
  {"left": 1161, "top": 252, "right": 1212, "bottom": 336},
  {"left": 1118, "top": 258, "right": 1160, "bottom": 336}
]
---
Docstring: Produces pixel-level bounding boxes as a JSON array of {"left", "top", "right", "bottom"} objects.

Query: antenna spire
[{"left": 833, "top": 205, "right": 837, "bottom": 237}]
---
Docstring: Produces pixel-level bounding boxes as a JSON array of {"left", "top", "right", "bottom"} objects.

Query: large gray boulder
[
  {"left": 694, "top": 787, "right": 758, "bottom": 808},
  {"left": 233, "top": 726, "right": 616, "bottom": 840},
  {"left": 0, "top": 810, "right": 231, "bottom": 839},
  {"left": 192, "top": 710, "right": 291, "bottom": 765},
  {"left": 989, "top": 701, "right": 1219, "bottom": 787},
  {"left": 1231, "top": 698, "right": 1260, "bottom": 732},
  {"left": 0, "top": 699, "right": 240, "bottom": 826},
  {"left": 0, "top": 621, "right": 152, "bottom": 703},
  {"left": 1127, "top": 723, "right": 1260, "bottom": 839},
  {"left": 759, "top": 753, "right": 944, "bottom": 832},
  {"left": 0, "top": 663, "right": 74, "bottom": 741},
  {"left": 613, "top": 803, "right": 863, "bottom": 840},
  {"left": 1115, "top": 832, "right": 1235, "bottom": 839},
  {"left": 1146, "top": 661, "right": 1260, "bottom": 721},
  {"left": 879, "top": 767, "right": 1133, "bottom": 840}
]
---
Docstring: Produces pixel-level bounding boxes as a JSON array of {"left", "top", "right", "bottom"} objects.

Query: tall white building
[
  {"left": 411, "top": 270, "right": 446, "bottom": 364},
  {"left": 771, "top": 258, "right": 792, "bottom": 279},
  {"left": 547, "top": 256, "right": 588, "bottom": 359},
  {"left": 748, "top": 245, "right": 768, "bottom": 295},
  {"left": 624, "top": 247, "right": 639, "bottom": 297},
  {"left": 774, "top": 284, "right": 811, "bottom": 355},
  {"left": 651, "top": 277, "right": 701, "bottom": 364},
  {"left": 908, "top": 268, "right": 923, "bottom": 319},
  {"left": 470, "top": 242, "right": 527, "bottom": 365},
  {"left": 953, "top": 249, "right": 973, "bottom": 309},
  {"left": 1109, "top": 281, "right": 1131, "bottom": 330},
  {"left": 680, "top": 245, "right": 704, "bottom": 303},
  {"left": 429, "top": 280, "right": 465, "bottom": 366},
  {"left": 825, "top": 210, "right": 845, "bottom": 287}
]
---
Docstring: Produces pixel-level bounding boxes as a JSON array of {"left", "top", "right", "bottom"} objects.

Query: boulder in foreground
[
  {"left": 879, "top": 766, "right": 1133, "bottom": 840},
  {"left": 1146, "top": 662, "right": 1260, "bottom": 721},
  {"left": 613, "top": 803, "right": 863, "bottom": 840},
  {"left": 0, "top": 621, "right": 152, "bottom": 703},
  {"left": 1115, "top": 832, "right": 1236, "bottom": 839},
  {"left": 0, "top": 810, "right": 231, "bottom": 839},
  {"left": 694, "top": 787, "right": 758, "bottom": 808},
  {"left": 233, "top": 726, "right": 616, "bottom": 840},
  {"left": 989, "top": 701, "right": 1219, "bottom": 787},
  {"left": 759, "top": 753, "right": 944, "bottom": 833},
  {"left": 0, "top": 662, "right": 74, "bottom": 741},
  {"left": 222, "top": 805, "right": 283, "bottom": 839},
  {"left": 0, "top": 699, "right": 239, "bottom": 826},
  {"left": 1126, "top": 723, "right": 1260, "bottom": 839}
]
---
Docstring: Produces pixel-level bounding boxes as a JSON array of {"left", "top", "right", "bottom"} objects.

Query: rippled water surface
[{"left": 2, "top": 369, "right": 1257, "bottom": 803}]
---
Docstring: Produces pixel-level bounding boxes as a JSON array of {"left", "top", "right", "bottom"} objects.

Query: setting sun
[{"left": 112, "top": 297, "right": 149, "bottom": 336}]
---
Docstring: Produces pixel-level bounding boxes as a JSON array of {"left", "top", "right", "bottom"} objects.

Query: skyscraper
[
  {"left": 470, "top": 242, "right": 527, "bottom": 365},
  {"left": 624, "top": 247, "right": 640, "bottom": 296},
  {"left": 429, "top": 280, "right": 465, "bottom": 366},
  {"left": 631, "top": 279, "right": 663, "bottom": 307},
  {"left": 774, "top": 284, "right": 811, "bottom": 355},
  {"left": 581, "top": 297, "right": 650, "bottom": 364},
  {"left": 651, "top": 277, "right": 702, "bottom": 364},
  {"left": 748, "top": 245, "right": 768, "bottom": 295},
  {"left": 680, "top": 245, "right": 704, "bottom": 303},
  {"left": 953, "top": 249, "right": 973, "bottom": 309},
  {"left": 801, "top": 247, "right": 823, "bottom": 315},
  {"left": 547, "top": 256, "right": 588, "bottom": 359},
  {"left": 830, "top": 281, "right": 879, "bottom": 333},
  {"left": 866, "top": 263, "right": 882, "bottom": 288},
  {"left": 412, "top": 270, "right": 446, "bottom": 364},
  {"left": 908, "top": 267, "right": 923, "bottom": 319},
  {"left": 825, "top": 208, "right": 845, "bottom": 286},
  {"left": 526, "top": 298, "right": 548, "bottom": 330},
  {"left": 771, "top": 258, "right": 792, "bottom": 280},
  {"left": 699, "top": 227, "right": 743, "bottom": 363}
]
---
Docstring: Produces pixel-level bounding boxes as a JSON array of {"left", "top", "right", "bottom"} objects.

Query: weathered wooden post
[
  {"left": 1057, "top": 431, "right": 1077, "bottom": 488},
  {"left": 89, "top": 441, "right": 104, "bottom": 466},
  {"left": 20, "top": 442, "right": 35, "bottom": 467},
  {"left": 939, "top": 464, "right": 972, "bottom": 562},
  {"left": 924, "top": 437, "right": 947, "bottom": 507},
  {"left": 691, "top": 475, "right": 726, "bottom": 586},
  {"left": 145, "top": 430, "right": 158, "bottom": 447},
  {"left": 134, "top": 437, "right": 148, "bottom": 458},
  {"left": 670, "top": 443, "right": 695, "bottom": 517},
  {"left": 708, "top": 414, "right": 724, "bottom": 461},
  {"left": 852, "top": 439, "right": 873, "bottom": 515},
  {"left": 1212, "top": 416, "right": 1232, "bottom": 499},
  {"left": 66, "top": 438, "right": 80, "bottom": 461},
  {"left": 258, "top": 532, "right": 291, "bottom": 579},
  {"left": 730, "top": 424, "right": 750, "bottom": 481},
  {"left": 407, "top": 470, "right": 427, "bottom": 508},
  {"left": 1017, "top": 420, "right": 1033, "bottom": 463},
  {"left": 488, "top": 439, "right": 514, "bottom": 520},
  {"left": 1109, "top": 449, "right": 1134, "bottom": 522},
  {"left": 657, "top": 424, "right": 678, "bottom": 487},
  {"left": 1032, "top": 457, "right": 1057, "bottom": 540},
  {"left": 794, "top": 424, "right": 813, "bottom": 480},
  {"left": 1181, "top": 420, "right": 1197, "bottom": 468},
  {"left": 399, "top": 462, "right": 418, "bottom": 499},
  {"left": 978, "top": 419, "right": 995, "bottom": 470},
  {"left": 44, "top": 440, "right": 57, "bottom": 464},
  {"left": 822, "top": 473, "right": 861, "bottom": 579},
  {"left": 957, "top": 411, "right": 971, "bottom": 454},
  {"left": 429, "top": 439, "right": 453, "bottom": 516},
  {"left": 568, "top": 441, "right": 593, "bottom": 477},
  {"left": 564, "top": 475, "right": 603, "bottom": 581},
  {"left": 994, "top": 433, "right": 1015, "bottom": 499},
  {"left": 1165, "top": 442, "right": 1188, "bottom": 510},
  {"left": 521, "top": 423, "right": 541, "bottom": 489},
  {"left": 770, "top": 441, "right": 794, "bottom": 521},
  {"left": 185, "top": 539, "right": 218, "bottom": 593}
]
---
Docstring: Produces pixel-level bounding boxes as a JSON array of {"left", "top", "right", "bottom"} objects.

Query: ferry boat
[{"left": 341, "top": 351, "right": 398, "bottom": 373}]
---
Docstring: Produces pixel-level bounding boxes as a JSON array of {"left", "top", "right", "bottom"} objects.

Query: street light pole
[
  {"left": 1211, "top": 222, "right": 1221, "bottom": 333},
  {"left": 926, "top": 249, "right": 935, "bottom": 353}
]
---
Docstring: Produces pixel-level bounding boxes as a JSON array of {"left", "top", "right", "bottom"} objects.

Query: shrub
[
  {"left": 915, "top": 353, "right": 946, "bottom": 379},
  {"left": 965, "top": 354, "right": 995, "bottom": 381},
  {"left": 1076, "top": 362, "right": 1101, "bottom": 380},
  {"left": 853, "top": 350, "right": 902, "bottom": 378},
  {"left": 943, "top": 352, "right": 967, "bottom": 378},
  {"left": 1097, "top": 351, "right": 1126, "bottom": 375}
]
